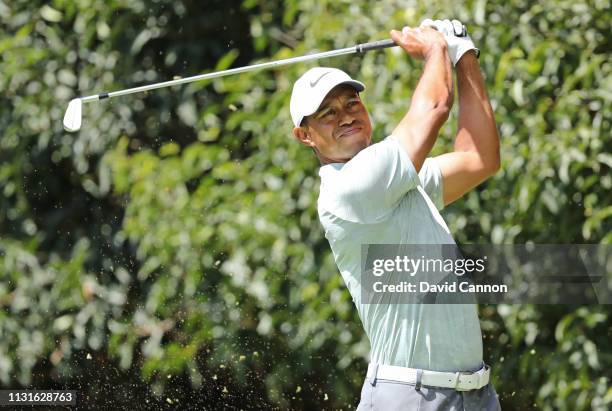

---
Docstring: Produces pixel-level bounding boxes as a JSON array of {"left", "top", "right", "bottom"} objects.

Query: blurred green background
[{"left": 1, "top": 0, "right": 610, "bottom": 409}]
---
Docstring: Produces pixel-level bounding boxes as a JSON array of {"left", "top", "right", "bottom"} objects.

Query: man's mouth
[{"left": 337, "top": 126, "right": 362, "bottom": 138}]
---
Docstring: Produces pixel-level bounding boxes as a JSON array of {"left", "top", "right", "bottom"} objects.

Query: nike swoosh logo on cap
[{"left": 309, "top": 71, "right": 330, "bottom": 87}]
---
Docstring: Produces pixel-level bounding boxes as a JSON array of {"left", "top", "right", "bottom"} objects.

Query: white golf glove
[{"left": 420, "top": 18, "right": 479, "bottom": 66}]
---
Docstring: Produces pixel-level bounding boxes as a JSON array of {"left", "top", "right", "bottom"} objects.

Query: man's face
[{"left": 293, "top": 84, "right": 372, "bottom": 163}]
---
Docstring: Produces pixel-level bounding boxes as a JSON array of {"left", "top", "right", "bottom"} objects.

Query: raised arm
[
  {"left": 389, "top": 27, "right": 453, "bottom": 172},
  {"left": 435, "top": 50, "right": 500, "bottom": 205}
]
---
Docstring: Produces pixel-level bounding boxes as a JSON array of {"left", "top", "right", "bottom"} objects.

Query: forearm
[
  {"left": 413, "top": 45, "right": 454, "bottom": 113},
  {"left": 455, "top": 52, "right": 500, "bottom": 171},
  {"left": 394, "top": 44, "right": 453, "bottom": 171}
]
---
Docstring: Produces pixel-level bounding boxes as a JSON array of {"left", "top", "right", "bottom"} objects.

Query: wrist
[
  {"left": 424, "top": 42, "right": 448, "bottom": 60},
  {"left": 456, "top": 49, "right": 479, "bottom": 68}
]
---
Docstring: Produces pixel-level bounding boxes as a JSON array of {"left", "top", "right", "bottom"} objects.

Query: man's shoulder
[
  {"left": 318, "top": 135, "right": 397, "bottom": 177},
  {"left": 352, "top": 135, "right": 397, "bottom": 159}
]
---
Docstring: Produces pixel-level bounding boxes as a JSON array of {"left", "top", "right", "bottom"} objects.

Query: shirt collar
[{"left": 318, "top": 162, "right": 344, "bottom": 178}]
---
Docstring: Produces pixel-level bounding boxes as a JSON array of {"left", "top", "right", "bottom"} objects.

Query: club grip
[{"left": 356, "top": 39, "right": 397, "bottom": 53}]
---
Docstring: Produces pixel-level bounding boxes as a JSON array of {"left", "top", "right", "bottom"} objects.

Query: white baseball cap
[{"left": 290, "top": 67, "right": 365, "bottom": 127}]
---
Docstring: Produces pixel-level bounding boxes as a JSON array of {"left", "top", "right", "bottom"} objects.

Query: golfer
[{"left": 290, "top": 19, "right": 501, "bottom": 410}]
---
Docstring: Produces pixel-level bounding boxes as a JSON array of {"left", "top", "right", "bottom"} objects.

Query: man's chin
[{"left": 342, "top": 138, "right": 370, "bottom": 159}]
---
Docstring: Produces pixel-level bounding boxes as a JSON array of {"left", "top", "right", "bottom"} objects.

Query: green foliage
[{"left": 1, "top": 0, "right": 610, "bottom": 409}]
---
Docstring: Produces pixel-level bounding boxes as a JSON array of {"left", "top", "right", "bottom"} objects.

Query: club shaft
[{"left": 80, "top": 39, "right": 397, "bottom": 103}]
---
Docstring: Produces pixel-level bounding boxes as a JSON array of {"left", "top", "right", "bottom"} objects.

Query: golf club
[{"left": 63, "top": 39, "right": 397, "bottom": 132}]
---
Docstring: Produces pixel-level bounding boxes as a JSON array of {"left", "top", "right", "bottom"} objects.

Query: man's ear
[{"left": 292, "top": 126, "right": 315, "bottom": 147}]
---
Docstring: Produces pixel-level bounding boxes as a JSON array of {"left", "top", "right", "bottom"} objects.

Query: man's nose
[{"left": 339, "top": 110, "right": 355, "bottom": 126}]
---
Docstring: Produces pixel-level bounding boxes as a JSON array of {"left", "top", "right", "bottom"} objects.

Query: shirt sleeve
[
  {"left": 325, "top": 135, "right": 420, "bottom": 223},
  {"left": 418, "top": 157, "right": 445, "bottom": 211}
]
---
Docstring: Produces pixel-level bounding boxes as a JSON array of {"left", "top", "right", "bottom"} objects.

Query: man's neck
[{"left": 316, "top": 150, "right": 349, "bottom": 165}]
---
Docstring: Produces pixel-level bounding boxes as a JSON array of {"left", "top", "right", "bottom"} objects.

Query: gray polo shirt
[{"left": 317, "top": 135, "right": 483, "bottom": 372}]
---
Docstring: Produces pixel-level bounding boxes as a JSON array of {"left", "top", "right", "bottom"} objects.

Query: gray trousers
[{"left": 356, "top": 377, "right": 502, "bottom": 410}]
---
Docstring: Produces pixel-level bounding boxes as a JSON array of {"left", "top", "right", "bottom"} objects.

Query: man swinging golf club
[{"left": 290, "top": 19, "right": 501, "bottom": 410}]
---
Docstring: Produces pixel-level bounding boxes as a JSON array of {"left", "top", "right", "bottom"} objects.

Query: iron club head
[{"left": 63, "top": 98, "right": 82, "bottom": 132}]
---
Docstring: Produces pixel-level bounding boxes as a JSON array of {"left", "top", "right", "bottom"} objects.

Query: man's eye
[{"left": 324, "top": 109, "right": 335, "bottom": 117}]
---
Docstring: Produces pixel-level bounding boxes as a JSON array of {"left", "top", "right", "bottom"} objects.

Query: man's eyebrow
[
  {"left": 315, "top": 93, "right": 360, "bottom": 116},
  {"left": 314, "top": 103, "right": 331, "bottom": 117}
]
